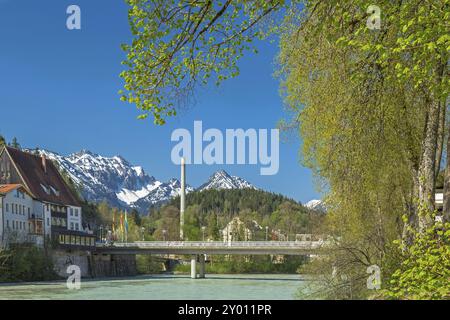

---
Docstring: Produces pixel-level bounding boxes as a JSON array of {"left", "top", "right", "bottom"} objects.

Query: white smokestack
[
  {"left": 41, "top": 155, "right": 47, "bottom": 174},
  {"left": 180, "top": 157, "right": 185, "bottom": 240}
]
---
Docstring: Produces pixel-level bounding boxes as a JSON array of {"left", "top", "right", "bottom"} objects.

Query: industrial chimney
[
  {"left": 180, "top": 157, "right": 185, "bottom": 240},
  {"left": 41, "top": 154, "right": 47, "bottom": 174}
]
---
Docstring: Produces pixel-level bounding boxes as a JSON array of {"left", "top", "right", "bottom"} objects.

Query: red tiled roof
[
  {"left": 5, "top": 147, "right": 81, "bottom": 206},
  {"left": 0, "top": 184, "right": 22, "bottom": 195}
]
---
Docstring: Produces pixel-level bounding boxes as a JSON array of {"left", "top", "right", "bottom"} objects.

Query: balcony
[
  {"left": 28, "top": 213, "right": 44, "bottom": 221},
  {"left": 29, "top": 219, "right": 44, "bottom": 236}
]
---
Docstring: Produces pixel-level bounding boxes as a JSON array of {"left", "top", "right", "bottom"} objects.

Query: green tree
[
  {"left": 120, "top": 0, "right": 287, "bottom": 124},
  {"left": 273, "top": 0, "right": 447, "bottom": 299},
  {"left": 384, "top": 209, "right": 450, "bottom": 300},
  {"left": 10, "top": 137, "right": 20, "bottom": 149}
]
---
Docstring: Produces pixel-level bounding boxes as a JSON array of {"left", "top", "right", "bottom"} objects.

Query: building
[
  {"left": 0, "top": 184, "right": 45, "bottom": 246},
  {"left": 0, "top": 146, "right": 95, "bottom": 248},
  {"left": 222, "top": 217, "right": 253, "bottom": 242}
]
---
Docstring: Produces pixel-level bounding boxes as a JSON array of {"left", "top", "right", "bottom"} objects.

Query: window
[
  {"left": 70, "top": 208, "right": 73, "bottom": 216},
  {"left": 74, "top": 209, "right": 79, "bottom": 217},
  {"left": 28, "top": 207, "right": 30, "bottom": 218},
  {"left": 70, "top": 222, "right": 74, "bottom": 230},
  {"left": 5, "top": 203, "right": 8, "bottom": 212},
  {"left": 6, "top": 220, "right": 9, "bottom": 229},
  {"left": 40, "top": 184, "right": 50, "bottom": 195},
  {"left": 50, "top": 186, "right": 60, "bottom": 197},
  {"left": 75, "top": 223, "right": 79, "bottom": 231}
]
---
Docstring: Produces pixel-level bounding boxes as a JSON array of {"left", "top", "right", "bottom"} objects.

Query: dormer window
[
  {"left": 40, "top": 184, "right": 50, "bottom": 195},
  {"left": 50, "top": 186, "right": 60, "bottom": 196}
]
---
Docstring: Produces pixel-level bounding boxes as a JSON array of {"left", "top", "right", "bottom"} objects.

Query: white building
[
  {"left": 222, "top": 217, "right": 253, "bottom": 242},
  {"left": 0, "top": 184, "right": 45, "bottom": 246},
  {"left": 0, "top": 146, "right": 95, "bottom": 248}
]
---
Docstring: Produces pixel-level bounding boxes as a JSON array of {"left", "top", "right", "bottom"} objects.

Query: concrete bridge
[{"left": 95, "top": 241, "right": 324, "bottom": 279}]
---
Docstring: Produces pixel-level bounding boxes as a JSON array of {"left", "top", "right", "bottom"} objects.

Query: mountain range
[{"left": 34, "top": 149, "right": 256, "bottom": 212}]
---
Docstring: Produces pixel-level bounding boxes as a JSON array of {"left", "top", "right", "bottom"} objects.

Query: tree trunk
[
  {"left": 417, "top": 99, "right": 441, "bottom": 230},
  {"left": 443, "top": 123, "right": 450, "bottom": 222},
  {"left": 402, "top": 175, "right": 418, "bottom": 245},
  {"left": 435, "top": 101, "right": 446, "bottom": 180}
]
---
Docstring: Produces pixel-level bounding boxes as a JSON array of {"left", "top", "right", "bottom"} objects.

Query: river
[{"left": 0, "top": 274, "right": 311, "bottom": 300}]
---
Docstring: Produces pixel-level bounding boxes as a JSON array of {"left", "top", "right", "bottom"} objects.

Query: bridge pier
[
  {"left": 198, "top": 254, "right": 205, "bottom": 279},
  {"left": 190, "top": 255, "right": 197, "bottom": 279}
]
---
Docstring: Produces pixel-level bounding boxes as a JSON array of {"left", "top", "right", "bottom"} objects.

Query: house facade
[
  {"left": 221, "top": 217, "right": 253, "bottom": 242},
  {"left": 0, "top": 146, "right": 95, "bottom": 248}
]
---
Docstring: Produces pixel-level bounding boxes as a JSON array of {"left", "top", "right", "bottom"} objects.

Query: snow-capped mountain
[
  {"left": 32, "top": 149, "right": 254, "bottom": 213},
  {"left": 34, "top": 149, "right": 192, "bottom": 211},
  {"left": 132, "top": 178, "right": 194, "bottom": 212},
  {"left": 304, "top": 199, "right": 327, "bottom": 212},
  {"left": 198, "top": 170, "right": 255, "bottom": 191}
]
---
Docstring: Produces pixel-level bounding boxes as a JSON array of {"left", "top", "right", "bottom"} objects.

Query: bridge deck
[{"left": 95, "top": 241, "right": 324, "bottom": 255}]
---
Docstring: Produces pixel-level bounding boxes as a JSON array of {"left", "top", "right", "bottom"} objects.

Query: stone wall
[
  {"left": 53, "top": 249, "right": 91, "bottom": 278},
  {"left": 89, "top": 253, "right": 137, "bottom": 278},
  {"left": 53, "top": 249, "right": 137, "bottom": 278}
]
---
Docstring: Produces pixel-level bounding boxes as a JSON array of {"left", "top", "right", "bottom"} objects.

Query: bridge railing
[{"left": 98, "top": 240, "right": 324, "bottom": 249}]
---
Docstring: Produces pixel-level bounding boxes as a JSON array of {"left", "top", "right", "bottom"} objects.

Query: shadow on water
[{"left": 198, "top": 275, "right": 303, "bottom": 282}]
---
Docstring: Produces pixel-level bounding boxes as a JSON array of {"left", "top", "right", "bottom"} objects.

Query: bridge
[{"left": 95, "top": 241, "right": 325, "bottom": 279}]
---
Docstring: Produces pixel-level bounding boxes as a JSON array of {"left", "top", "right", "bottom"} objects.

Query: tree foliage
[
  {"left": 146, "top": 189, "right": 321, "bottom": 241},
  {"left": 0, "top": 245, "right": 57, "bottom": 282},
  {"left": 277, "top": 0, "right": 449, "bottom": 299},
  {"left": 120, "top": 0, "right": 288, "bottom": 124},
  {"left": 384, "top": 209, "right": 450, "bottom": 300}
]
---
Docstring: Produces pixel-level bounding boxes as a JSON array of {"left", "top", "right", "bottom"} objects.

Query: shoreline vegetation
[{"left": 0, "top": 245, "right": 58, "bottom": 283}]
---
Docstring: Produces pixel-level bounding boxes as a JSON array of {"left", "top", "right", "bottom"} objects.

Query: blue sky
[{"left": 0, "top": 0, "right": 320, "bottom": 203}]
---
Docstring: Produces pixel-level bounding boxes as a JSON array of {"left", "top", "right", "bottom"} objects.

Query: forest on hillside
[{"left": 80, "top": 188, "right": 324, "bottom": 243}]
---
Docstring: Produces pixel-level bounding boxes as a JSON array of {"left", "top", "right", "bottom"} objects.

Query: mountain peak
[
  {"left": 198, "top": 170, "right": 255, "bottom": 191},
  {"left": 70, "top": 149, "right": 99, "bottom": 159},
  {"left": 304, "top": 199, "right": 327, "bottom": 212}
]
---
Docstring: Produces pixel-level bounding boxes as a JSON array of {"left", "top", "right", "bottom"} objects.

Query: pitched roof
[
  {"left": 4, "top": 147, "right": 81, "bottom": 206},
  {"left": 0, "top": 184, "right": 23, "bottom": 195}
]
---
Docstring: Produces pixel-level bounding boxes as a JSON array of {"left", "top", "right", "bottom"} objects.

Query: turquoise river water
[{"left": 0, "top": 274, "right": 311, "bottom": 300}]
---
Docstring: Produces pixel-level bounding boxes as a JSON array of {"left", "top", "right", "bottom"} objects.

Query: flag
[
  {"left": 112, "top": 211, "right": 116, "bottom": 234},
  {"left": 120, "top": 212, "right": 124, "bottom": 233},
  {"left": 124, "top": 211, "right": 129, "bottom": 233}
]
